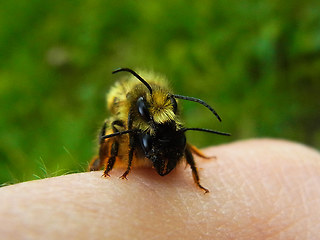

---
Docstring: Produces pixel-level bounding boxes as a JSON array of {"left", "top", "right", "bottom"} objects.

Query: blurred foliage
[{"left": 0, "top": 0, "right": 319, "bottom": 184}]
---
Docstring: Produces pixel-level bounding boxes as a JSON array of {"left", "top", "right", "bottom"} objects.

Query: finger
[{"left": 0, "top": 139, "right": 319, "bottom": 239}]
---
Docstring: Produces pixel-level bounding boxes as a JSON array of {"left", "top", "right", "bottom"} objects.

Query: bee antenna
[
  {"left": 112, "top": 68, "right": 153, "bottom": 95},
  {"left": 182, "top": 128, "right": 231, "bottom": 136},
  {"left": 100, "top": 130, "right": 135, "bottom": 140},
  {"left": 173, "top": 94, "right": 222, "bottom": 122}
]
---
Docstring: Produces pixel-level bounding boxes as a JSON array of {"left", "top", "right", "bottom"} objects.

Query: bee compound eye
[
  {"left": 137, "top": 97, "right": 151, "bottom": 120},
  {"left": 140, "top": 133, "right": 153, "bottom": 154},
  {"left": 170, "top": 96, "right": 177, "bottom": 113}
]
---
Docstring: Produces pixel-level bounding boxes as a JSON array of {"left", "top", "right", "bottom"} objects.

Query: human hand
[{"left": 0, "top": 139, "right": 319, "bottom": 239}]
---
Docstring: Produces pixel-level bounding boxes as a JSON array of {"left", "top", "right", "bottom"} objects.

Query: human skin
[{"left": 0, "top": 139, "right": 319, "bottom": 240}]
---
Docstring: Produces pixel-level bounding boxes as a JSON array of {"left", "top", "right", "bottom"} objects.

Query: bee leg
[
  {"left": 120, "top": 112, "right": 134, "bottom": 179},
  {"left": 102, "top": 120, "right": 124, "bottom": 177},
  {"left": 119, "top": 142, "right": 134, "bottom": 180},
  {"left": 185, "top": 146, "right": 209, "bottom": 193},
  {"left": 102, "top": 140, "right": 118, "bottom": 177},
  {"left": 99, "top": 121, "right": 107, "bottom": 144},
  {"left": 89, "top": 121, "right": 108, "bottom": 171},
  {"left": 188, "top": 144, "right": 215, "bottom": 159}
]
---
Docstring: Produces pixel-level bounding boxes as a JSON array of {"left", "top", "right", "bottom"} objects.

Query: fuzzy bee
[{"left": 89, "top": 68, "right": 230, "bottom": 193}]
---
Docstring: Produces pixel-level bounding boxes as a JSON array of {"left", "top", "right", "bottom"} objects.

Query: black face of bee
[
  {"left": 138, "top": 122, "right": 186, "bottom": 176},
  {"left": 169, "top": 96, "right": 178, "bottom": 114}
]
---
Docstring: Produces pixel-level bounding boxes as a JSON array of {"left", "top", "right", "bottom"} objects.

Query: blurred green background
[{"left": 0, "top": 0, "right": 319, "bottom": 185}]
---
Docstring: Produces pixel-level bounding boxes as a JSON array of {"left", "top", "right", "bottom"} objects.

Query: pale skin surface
[{"left": 0, "top": 139, "right": 319, "bottom": 240}]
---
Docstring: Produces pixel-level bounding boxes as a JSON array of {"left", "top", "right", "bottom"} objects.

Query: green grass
[{"left": 0, "top": 0, "right": 319, "bottom": 184}]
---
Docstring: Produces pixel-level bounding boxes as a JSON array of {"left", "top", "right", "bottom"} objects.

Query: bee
[{"left": 89, "top": 68, "right": 230, "bottom": 193}]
